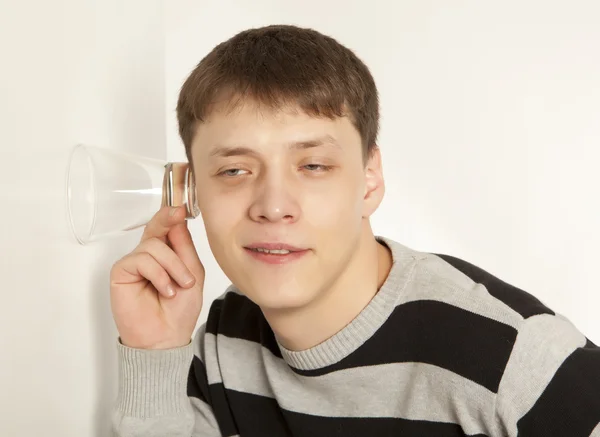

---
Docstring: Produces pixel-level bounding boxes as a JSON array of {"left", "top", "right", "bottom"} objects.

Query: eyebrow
[{"left": 208, "top": 135, "right": 341, "bottom": 158}]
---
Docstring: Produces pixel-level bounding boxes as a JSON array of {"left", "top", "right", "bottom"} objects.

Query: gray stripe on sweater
[
  {"left": 203, "top": 333, "right": 498, "bottom": 436},
  {"left": 495, "top": 313, "right": 587, "bottom": 437},
  {"left": 190, "top": 397, "right": 221, "bottom": 436},
  {"left": 402, "top": 254, "right": 524, "bottom": 330}
]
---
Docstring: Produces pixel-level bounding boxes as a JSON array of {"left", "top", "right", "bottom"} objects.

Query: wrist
[
  {"left": 115, "top": 339, "right": 194, "bottom": 417},
  {"left": 119, "top": 336, "right": 192, "bottom": 350}
]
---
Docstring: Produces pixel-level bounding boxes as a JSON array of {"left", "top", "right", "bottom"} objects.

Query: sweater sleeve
[
  {"left": 110, "top": 325, "right": 222, "bottom": 437},
  {"left": 495, "top": 312, "right": 600, "bottom": 437}
]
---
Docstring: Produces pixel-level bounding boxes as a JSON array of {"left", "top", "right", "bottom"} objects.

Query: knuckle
[
  {"left": 137, "top": 236, "right": 162, "bottom": 253},
  {"left": 158, "top": 270, "right": 171, "bottom": 287},
  {"left": 109, "top": 262, "right": 119, "bottom": 278},
  {"left": 110, "top": 254, "right": 128, "bottom": 273},
  {"left": 138, "top": 252, "right": 153, "bottom": 265}
]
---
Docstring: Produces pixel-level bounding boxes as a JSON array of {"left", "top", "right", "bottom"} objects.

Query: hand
[{"left": 110, "top": 206, "right": 205, "bottom": 350}]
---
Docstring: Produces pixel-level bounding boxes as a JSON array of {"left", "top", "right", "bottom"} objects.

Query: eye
[
  {"left": 218, "top": 168, "right": 249, "bottom": 177},
  {"left": 303, "top": 164, "right": 333, "bottom": 172}
]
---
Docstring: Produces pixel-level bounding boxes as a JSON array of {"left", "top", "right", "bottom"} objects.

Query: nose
[{"left": 248, "top": 171, "right": 301, "bottom": 224}]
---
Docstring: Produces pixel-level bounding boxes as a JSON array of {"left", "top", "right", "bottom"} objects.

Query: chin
[{"left": 245, "top": 284, "right": 316, "bottom": 312}]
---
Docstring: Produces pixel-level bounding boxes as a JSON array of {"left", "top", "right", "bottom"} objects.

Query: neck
[{"left": 262, "top": 224, "right": 393, "bottom": 352}]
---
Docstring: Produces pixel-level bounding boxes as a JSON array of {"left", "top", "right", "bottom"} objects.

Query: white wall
[
  {"left": 2, "top": 2, "right": 598, "bottom": 435},
  {"left": 166, "top": 0, "right": 600, "bottom": 341},
  {"left": 0, "top": 1, "right": 165, "bottom": 436}
]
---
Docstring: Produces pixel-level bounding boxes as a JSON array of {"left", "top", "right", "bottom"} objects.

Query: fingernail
[
  {"left": 182, "top": 274, "right": 195, "bottom": 286},
  {"left": 169, "top": 207, "right": 178, "bottom": 217},
  {"left": 166, "top": 284, "right": 176, "bottom": 297}
]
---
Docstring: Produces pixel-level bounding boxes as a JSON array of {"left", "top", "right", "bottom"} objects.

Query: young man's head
[{"left": 176, "top": 24, "right": 386, "bottom": 312}]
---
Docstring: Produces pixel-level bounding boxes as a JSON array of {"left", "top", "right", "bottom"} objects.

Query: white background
[
  {"left": 0, "top": 1, "right": 165, "bottom": 436},
  {"left": 1, "top": 1, "right": 599, "bottom": 436},
  {"left": 167, "top": 0, "right": 600, "bottom": 338}
]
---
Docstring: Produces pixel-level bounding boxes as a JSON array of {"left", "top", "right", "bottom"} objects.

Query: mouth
[{"left": 243, "top": 244, "right": 310, "bottom": 265}]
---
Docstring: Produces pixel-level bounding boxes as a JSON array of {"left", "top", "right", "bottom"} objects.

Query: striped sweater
[{"left": 113, "top": 236, "right": 600, "bottom": 437}]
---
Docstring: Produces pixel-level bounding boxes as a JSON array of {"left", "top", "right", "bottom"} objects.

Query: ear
[{"left": 362, "top": 145, "right": 385, "bottom": 218}]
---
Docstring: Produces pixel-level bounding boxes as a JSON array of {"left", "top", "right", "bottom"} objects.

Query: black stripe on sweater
[
  {"left": 187, "top": 355, "right": 239, "bottom": 437},
  {"left": 206, "top": 292, "right": 516, "bottom": 392},
  {"left": 216, "top": 386, "right": 489, "bottom": 437},
  {"left": 434, "top": 254, "right": 554, "bottom": 318},
  {"left": 187, "top": 355, "right": 210, "bottom": 404},
  {"left": 517, "top": 338, "right": 600, "bottom": 437},
  {"left": 293, "top": 300, "right": 517, "bottom": 393},
  {"left": 205, "top": 292, "right": 283, "bottom": 359}
]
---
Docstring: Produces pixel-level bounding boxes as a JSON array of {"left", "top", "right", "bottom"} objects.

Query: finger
[
  {"left": 167, "top": 221, "right": 204, "bottom": 279},
  {"left": 134, "top": 237, "right": 196, "bottom": 288},
  {"left": 117, "top": 252, "right": 177, "bottom": 298},
  {"left": 141, "top": 206, "right": 186, "bottom": 242}
]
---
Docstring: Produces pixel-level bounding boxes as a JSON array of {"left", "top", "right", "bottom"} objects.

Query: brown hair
[{"left": 176, "top": 24, "right": 379, "bottom": 165}]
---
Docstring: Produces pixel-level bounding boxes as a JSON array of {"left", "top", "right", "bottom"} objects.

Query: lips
[
  {"left": 244, "top": 242, "right": 306, "bottom": 252},
  {"left": 243, "top": 243, "right": 310, "bottom": 265}
]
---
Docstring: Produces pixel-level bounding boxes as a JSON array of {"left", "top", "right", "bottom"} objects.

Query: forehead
[{"left": 192, "top": 98, "right": 361, "bottom": 154}]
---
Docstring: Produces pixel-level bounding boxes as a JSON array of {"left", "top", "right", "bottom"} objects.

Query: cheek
[
  {"left": 303, "top": 182, "right": 363, "bottom": 229},
  {"left": 199, "top": 195, "right": 243, "bottom": 238}
]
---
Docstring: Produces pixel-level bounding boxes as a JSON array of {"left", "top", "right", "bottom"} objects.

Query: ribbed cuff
[{"left": 115, "top": 339, "right": 194, "bottom": 418}]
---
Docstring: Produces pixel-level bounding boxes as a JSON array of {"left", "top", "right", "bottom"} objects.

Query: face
[{"left": 191, "top": 99, "right": 384, "bottom": 311}]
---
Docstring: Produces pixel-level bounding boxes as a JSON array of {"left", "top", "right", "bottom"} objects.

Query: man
[{"left": 110, "top": 25, "right": 600, "bottom": 436}]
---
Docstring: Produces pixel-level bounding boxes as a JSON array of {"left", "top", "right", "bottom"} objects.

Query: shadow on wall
[
  {"left": 81, "top": 10, "right": 166, "bottom": 433},
  {"left": 91, "top": 232, "right": 141, "bottom": 437},
  {"left": 84, "top": 57, "right": 166, "bottom": 436}
]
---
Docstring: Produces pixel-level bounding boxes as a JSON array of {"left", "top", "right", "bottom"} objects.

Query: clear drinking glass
[{"left": 66, "top": 144, "right": 199, "bottom": 245}]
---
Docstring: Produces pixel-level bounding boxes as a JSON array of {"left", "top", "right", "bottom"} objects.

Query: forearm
[{"left": 111, "top": 340, "right": 195, "bottom": 437}]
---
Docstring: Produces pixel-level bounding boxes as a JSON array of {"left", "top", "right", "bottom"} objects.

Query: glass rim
[{"left": 66, "top": 144, "right": 97, "bottom": 245}]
